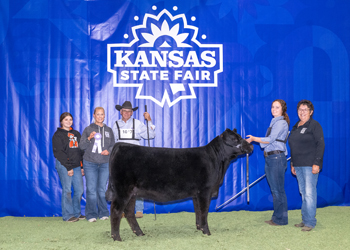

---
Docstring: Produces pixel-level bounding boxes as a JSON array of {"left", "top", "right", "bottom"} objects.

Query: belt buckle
[{"left": 264, "top": 151, "right": 268, "bottom": 157}]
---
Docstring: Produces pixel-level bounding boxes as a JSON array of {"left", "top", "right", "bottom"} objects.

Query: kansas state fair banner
[{"left": 1, "top": 0, "right": 349, "bottom": 217}]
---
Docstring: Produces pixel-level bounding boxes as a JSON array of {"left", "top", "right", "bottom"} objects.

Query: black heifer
[{"left": 106, "top": 128, "right": 253, "bottom": 241}]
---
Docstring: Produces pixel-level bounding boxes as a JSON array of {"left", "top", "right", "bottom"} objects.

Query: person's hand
[
  {"left": 312, "top": 165, "right": 320, "bottom": 174},
  {"left": 81, "top": 168, "right": 85, "bottom": 176},
  {"left": 143, "top": 112, "right": 151, "bottom": 121},
  {"left": 68, "top": 169, "right": 74, "bottom": 176},
  {"left": 245, "top": 135, "right": 255, "bottom": 143},
  {"left": 101, "top": 150, "right": 109, "bottom": 156},
  {"left": 88, "top": 131, "right": 96, "bottom": 140},
  {"left": 291, "top": 165, "right": 296, "bottom": 175}
]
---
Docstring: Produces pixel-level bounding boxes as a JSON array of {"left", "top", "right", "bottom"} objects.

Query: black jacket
[
  {"left": 288, "top": 118, "right": 325, "bottom": 169},
  {"left": 52, "top": 128, "right": 83, "bottom": 171}
]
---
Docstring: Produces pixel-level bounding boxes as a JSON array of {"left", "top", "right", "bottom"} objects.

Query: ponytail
[{"left": 283, "top": 112, "right": 290, "bottom": 126}]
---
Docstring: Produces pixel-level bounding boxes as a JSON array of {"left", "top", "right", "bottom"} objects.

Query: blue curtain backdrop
[{"left": 1, "top": 0, "right": 349, "bottom": 217}]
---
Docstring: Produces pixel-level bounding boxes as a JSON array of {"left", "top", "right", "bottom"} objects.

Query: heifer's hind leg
[
  {"left": 110, "top": 201, "right": 123, "bottom": 241},
  {"left": 197, "top": 193, "right": 211, "bottom": 235},
  {"left": 125, "top": 196, "right": 144, "bottom": 236},
  {"left": 193, "top": 197, "right": 202, "bottom": 230}
]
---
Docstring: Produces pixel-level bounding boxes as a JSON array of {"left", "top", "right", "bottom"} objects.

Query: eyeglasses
[
  {"left": 298, "top": 108, "right": 310, "bottom": 113},
  {"left": 122, "top": 110, "right": 132, "bottom": 113}
]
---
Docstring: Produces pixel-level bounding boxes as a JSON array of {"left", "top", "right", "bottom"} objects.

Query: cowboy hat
[{"left": 115, "top": 101, "right": 138, "bottom": 111}]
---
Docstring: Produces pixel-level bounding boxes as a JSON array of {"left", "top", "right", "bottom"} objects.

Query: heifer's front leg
[
  {"left": 125, "top": 196, "right": 144, "bottom": 237},
  {"left": 192, "top": 196, "right": 202, "bottom": 230},
  {"left": 110, "top": 201, "right": 123, "bottom": 241},
  {"left": 197, "top": 194, "right": 211, "bottom": 235}
]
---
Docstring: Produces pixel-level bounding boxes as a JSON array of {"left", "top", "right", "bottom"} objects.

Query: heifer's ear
[{"left": 233, "top": 128, "right": 237, "bottom": 133}]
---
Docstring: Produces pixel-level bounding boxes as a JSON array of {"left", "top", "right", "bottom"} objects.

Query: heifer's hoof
[
  {"left": 133, "top": 230, "right": 145, "bottom": 236},
  {"left": 202, "top": 231, "right": 211, "bottom": 236},
  {"left": 200, "top": 228, "right": 211, "bottom": 236},
  {"left": 196, "top": 224, "right": 201, "bottom": 230},
  {"left": 111, "top": 234, "right": 122, "bottom": 241}
]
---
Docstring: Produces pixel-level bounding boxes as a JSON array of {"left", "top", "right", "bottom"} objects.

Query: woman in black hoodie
[
  {"left": 80, "top": 107, "right": 115, "bottom": 222},
  {"left": 52, "top": 112, "right": 85, "bottom": 222}
]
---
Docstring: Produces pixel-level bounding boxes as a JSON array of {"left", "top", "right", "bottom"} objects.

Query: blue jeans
[
  {"left": 295, "top": 166, "right": 319, "bottom": 228},
  {"left": 136, "top": 198, "right": 144, "bottom": 212},
  {"left": 55, "top": 159, "right": 84, "bottom": 221},
  {"left": 83, "top": 160, "right": 110, "bottom": 220},
  {"left": 264, "top": 153, "right": 288, "bottom": 225}
]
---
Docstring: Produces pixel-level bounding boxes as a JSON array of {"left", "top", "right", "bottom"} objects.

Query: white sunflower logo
[{"left": 107, "top": 8, "right": 223, "bottom": 108}]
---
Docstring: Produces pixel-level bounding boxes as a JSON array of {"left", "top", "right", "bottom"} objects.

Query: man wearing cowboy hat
[{"left": 112, "top": 101, "right": 156, "bottom": 218}]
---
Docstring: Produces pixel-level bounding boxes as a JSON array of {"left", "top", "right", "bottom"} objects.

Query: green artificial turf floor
[{"left": 0, "top": 206, "right": 349, "bottom": 250}]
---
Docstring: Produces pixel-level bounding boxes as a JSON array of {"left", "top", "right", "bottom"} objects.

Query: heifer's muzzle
[{"left": 239, "top": 140, "right": 254, "bottom": 154}]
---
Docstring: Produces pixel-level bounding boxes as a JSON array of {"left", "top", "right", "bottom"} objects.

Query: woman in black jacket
[
  {"left": 288, "top": 100, "right": 325, "bottom": 231},
  {"left": 52, "top": 112, "right": 85, "bottom": 222}
]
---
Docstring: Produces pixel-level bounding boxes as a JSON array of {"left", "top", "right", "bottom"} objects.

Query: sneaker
[
  {"left": 294, "top": 222, "right": 305, "bottom": 228},
  {"left": 78, "top": 215, "right": 86, "bottom": 220},
  {"left": 100, "top": 216, "right": 109, "bottom": 220},
  {"left": 135, "top": 211, "right": 143, "bottom": 218},
  {"left": 67, "top": 217, "right": 79, "bottom": 222},
  {"left": 88, "top": 218, "right": 97, "bottom": 222},
  {"left": 301, "top": 226, "right": 313, "bottom": 231}
]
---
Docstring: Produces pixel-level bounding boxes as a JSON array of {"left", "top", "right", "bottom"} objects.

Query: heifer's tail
[{"left": 105, "top": 182, "right": 115, "bottom": 201}]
